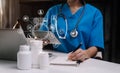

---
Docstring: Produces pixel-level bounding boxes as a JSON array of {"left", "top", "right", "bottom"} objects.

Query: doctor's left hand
[{"left": 68, "top": 49, "right": 90, "bottom": 61}]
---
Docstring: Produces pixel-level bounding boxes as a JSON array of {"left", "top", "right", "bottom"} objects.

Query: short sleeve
[{"left": 88, "top": 10, "right": 104, "bottom": 50}]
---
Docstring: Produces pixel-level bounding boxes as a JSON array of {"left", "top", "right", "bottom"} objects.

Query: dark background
[{"left": 19, "top": 0, "right": 120, "bottom": 63}]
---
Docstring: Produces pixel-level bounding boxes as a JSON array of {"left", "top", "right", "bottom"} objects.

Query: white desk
[{"left": 0, "top": 51, "right": 120, "bottom": 73}]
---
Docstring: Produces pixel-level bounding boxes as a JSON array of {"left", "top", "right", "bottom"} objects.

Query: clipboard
[{"left": 34, "top": 30, "right": 61, "bottom": 44}]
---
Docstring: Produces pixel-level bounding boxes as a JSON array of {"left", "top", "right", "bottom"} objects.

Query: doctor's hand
[
  {"left": 68, "top": 47, "right": 98, "bottom": 61},
  {"left": 68, "top": 49, "right": 90, "bottom": 62}
]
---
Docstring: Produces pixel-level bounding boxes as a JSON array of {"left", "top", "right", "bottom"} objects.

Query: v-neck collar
[{"left": 62, "top": 3, "right": 85, "bottom": 18}]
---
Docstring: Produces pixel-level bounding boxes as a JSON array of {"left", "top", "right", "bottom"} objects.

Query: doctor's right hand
[{"left": 68, "top": 48, "right": 90, "bottom": 61}]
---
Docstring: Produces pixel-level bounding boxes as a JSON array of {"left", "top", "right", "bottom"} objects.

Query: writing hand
[{"left": 68, "top": 48, "right": 90, "bottom": 61}]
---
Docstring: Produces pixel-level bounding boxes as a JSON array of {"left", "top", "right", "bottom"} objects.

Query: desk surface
[{"left": 0, "top": 51, "right": 120, "bottom": 73}]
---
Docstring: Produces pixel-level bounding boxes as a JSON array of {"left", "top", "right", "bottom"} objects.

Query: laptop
[{"left": 0, "top": 28, "right": 27, "bottom": 61}]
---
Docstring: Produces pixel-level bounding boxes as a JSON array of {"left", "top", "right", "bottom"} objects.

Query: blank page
[{"left": 50, "top": 56, "right": 78, "bottom": 66}]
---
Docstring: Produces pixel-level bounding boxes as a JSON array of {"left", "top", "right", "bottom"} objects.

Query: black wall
[{"left": 109, "top": 0, "right": 120, "bottom": 63}]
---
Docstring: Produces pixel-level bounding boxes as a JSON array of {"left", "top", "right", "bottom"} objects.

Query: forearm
[{"left": 85, "top": 46, "right": 98, "bottom": 58}]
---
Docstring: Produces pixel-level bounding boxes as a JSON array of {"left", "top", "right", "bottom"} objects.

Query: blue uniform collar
[{"left": 62, "top": 3, "right": 85, "bottom": 18}]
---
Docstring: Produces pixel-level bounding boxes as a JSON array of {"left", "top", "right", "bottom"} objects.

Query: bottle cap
[
  {"left": 19, "top": 45, "right": 30, "bottom": 51},
  {"left": 30, "top": 40, "right": 43, "bottom": 48}
]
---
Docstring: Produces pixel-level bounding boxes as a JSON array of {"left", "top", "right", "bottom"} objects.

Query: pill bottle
[
  {"left": 30, "top": 40, "right": 43, "bottom": 68},
  {"left": 17, "top": 45, "right": 32, "bottom": 70}
]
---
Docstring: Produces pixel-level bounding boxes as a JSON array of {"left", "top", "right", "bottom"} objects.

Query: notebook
[
  {"left": 0, "top": 27, "right": 27, "bottom": 61},
  {"left": 50, "top": 56, "right": 79, "bottom": 66}
]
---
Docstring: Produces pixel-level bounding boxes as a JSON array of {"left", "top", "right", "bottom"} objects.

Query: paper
[
  {"left": 50, "top": 56, "right": 78, "bottom": 66},
  {"left": 34, "top": 30, "right": 61, "bottom": 44}
]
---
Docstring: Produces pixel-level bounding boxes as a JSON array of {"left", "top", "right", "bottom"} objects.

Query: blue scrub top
[{"left": 39, "top": 3, "right": 104, "bottom": 53}]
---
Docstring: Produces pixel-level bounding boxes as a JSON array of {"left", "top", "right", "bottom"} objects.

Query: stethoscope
[{"left": 55, "top": 2, "right": 86, "bottom": 39}]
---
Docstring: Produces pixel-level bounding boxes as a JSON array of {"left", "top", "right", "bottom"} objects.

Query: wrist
[{"left": 86, "top": 46, "right": 98, "bottom": 58}]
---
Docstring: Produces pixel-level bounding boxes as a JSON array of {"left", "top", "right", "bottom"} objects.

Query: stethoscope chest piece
[
  {"left": 56, "top": 3, "right": 85, "bottom": 39},
  {"left": 70, "top": 29, "right": 78, "bottom": 38}
]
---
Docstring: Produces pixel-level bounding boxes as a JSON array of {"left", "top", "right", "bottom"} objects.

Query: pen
[{"left": 72, "top": 42, "right": 82, "bottom": 64}]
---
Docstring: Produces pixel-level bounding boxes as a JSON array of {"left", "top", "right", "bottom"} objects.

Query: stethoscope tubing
[
  {"left": 55, "top": 1, "right": 86, "bottom": 39},
  {"left": 55, "top": 16, "right": 68, "bottom": 39}
]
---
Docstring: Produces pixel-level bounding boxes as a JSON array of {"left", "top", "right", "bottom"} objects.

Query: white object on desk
[
  {"left": 0, "top": 50, "right": 120, "bottom": 73},
  {"left": 29, "top": 39, "right": 43, "bottom": 68},
  {"left": 17, "top": 45, "right": 32, "bottom": 70},
  {"left": 39, "top": 52, "right": 49, "bottom": 69},
  {"left": 50, "top": 56, "right": 78, "bottom": 66}
]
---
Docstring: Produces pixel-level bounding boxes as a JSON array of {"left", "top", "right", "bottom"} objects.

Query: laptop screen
[{"left": 0, "top": 28, "right": 27, "bottom": 61}]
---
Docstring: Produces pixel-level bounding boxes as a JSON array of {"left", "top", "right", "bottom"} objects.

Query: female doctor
[{"left": 39, "top": 0, "right": 104, "bottom": 61}]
